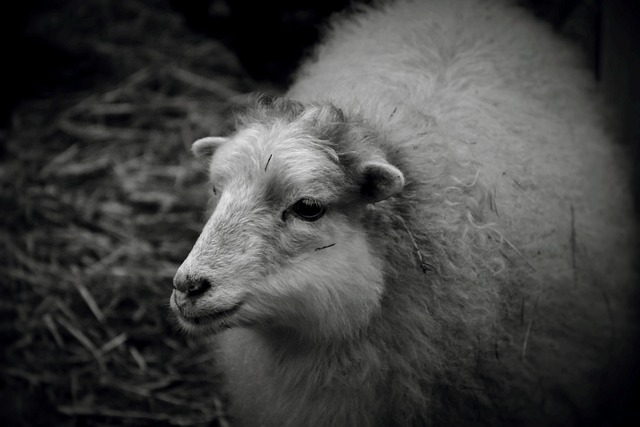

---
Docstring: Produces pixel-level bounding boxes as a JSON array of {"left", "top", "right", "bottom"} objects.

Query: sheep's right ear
[{"left": 191, "top": 136, "right": 228, "bottom": 159}]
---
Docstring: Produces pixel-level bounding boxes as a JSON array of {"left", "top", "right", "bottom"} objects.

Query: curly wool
[{"left": 204, "top": 1, "right": 638, "bottom": 426}]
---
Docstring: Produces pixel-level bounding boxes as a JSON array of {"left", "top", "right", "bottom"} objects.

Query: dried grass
[{"left": 0, "top": 0, "right": 260, "bottom": 425}]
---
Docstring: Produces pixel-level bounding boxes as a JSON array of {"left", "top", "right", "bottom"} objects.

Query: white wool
[{"left": 174, "top": 1, "right": 639, "bottom": 426}]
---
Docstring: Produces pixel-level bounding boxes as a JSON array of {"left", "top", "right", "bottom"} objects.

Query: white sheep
[{"left": 171, "top": 0, "right": 639, "bottom": 425}]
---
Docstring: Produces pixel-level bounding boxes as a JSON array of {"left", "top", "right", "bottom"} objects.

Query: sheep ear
[
  {"left": 359, "top": 160, "right": 405, "bottom": 202},
  {"left": 191, "top": 136, "right": 228, "bottom": 159}
]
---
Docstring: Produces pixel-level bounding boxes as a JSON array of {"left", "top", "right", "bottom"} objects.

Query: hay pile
[{"left": 0, "top": 0, "right": 260, "bottom": 425}]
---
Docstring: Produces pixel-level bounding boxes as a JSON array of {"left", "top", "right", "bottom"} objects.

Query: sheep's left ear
[
  {"left": 191, "top": 136, "right": 228, "bottom": 159},
  {"left": 359, "top": 159, "right": 405, "bottom": 202}
]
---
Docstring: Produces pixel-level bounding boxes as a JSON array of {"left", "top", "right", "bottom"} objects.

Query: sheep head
[{"left": 171, "top": 97, "right": 405, "bottom": 341}]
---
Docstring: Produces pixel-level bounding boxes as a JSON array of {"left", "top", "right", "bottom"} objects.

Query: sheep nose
[{"left": 173, "top": 270, "right": 212, "bottom": 298}]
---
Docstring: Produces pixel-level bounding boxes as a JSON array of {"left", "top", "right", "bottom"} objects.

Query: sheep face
[{"left": 171, "top": 101, "right": 405, "bottom": 340}]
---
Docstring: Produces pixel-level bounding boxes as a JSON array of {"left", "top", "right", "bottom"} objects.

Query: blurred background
[{"left": 0, "top": 0, "right": 637, "bottom": 426}]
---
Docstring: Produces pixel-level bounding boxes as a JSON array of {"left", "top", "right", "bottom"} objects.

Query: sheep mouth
[{"left": 177, "top": 303, "right": 243, "bottom": 330}]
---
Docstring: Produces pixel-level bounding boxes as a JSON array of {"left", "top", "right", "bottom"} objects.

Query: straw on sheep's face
[{"left": 171, "top": 102, "right": 405, "bottom": 339}]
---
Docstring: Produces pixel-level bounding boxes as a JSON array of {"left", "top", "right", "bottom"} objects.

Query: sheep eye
[
  {"left": 212, "top": 185, "right": 217, "bottom": 196},
  {"left": 291, "top": 198, "right": 326, "bottom": 221}
]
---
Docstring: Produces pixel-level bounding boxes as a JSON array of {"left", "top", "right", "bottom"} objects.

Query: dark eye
[
  {"left": 291, "top": 198, "right": 326, "bottom": 221},
  {"left": 212, "top": 185, "right": 217, "bottom": 196}
]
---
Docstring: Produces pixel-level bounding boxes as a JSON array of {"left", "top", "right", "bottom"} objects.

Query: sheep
[{"left": 170, "top": 0, "right": 639, "bottom": 425}]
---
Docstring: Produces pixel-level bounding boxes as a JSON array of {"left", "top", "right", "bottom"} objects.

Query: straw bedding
[{"left": 0, "top": 0, "right": 257, "bottom": 425}]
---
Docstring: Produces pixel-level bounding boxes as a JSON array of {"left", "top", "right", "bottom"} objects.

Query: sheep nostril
[
  {"left": 173, "top": 272, "right": 212, "bottom": 298},
  {"left": 186, "top": 278, "right": 211, "bottom": 297}
]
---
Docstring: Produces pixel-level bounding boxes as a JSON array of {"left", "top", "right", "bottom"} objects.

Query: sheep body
[{"left": 172, "top": 0, "right": 639, "bottom": 425}]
